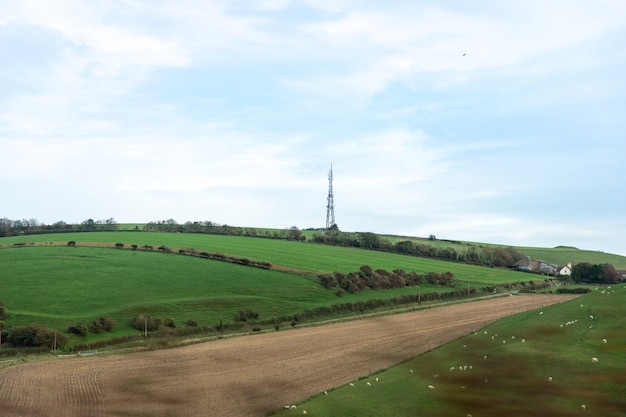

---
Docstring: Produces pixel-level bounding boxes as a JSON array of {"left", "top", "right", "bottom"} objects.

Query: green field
[
  {"left": 1, "top": 232, "right": 540, "bottom": 282},
  {"left": 1, "top": 231, "right": 623, "bottom": 350},
  {"left": 271, "top": 287, "right": 626, "bottom": 417},
  {"left": 1, "top": 240, "right": 482, "bottom": 347}
]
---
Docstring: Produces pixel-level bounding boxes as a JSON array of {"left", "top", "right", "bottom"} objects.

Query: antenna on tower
[{"left": 325, "top": 164, "right": 336, "bottom": 231}]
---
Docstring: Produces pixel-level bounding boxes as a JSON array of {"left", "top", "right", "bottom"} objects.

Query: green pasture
[
  {"left": 1, "top": 232, "right": 533, "bottom": 284},
  {"left": 271, "top": 287, "right": 626, "bottom": 417},
  {"left": 518, "top": 246, "right": 626, "bottom": 270},
  {"left": 0, "top": 245, "right": 463, "bottom": 346}
]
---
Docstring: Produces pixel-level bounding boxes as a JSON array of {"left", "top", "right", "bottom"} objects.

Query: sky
[{"left": 1, "top": 1, "right": 626, "bottom": 255}]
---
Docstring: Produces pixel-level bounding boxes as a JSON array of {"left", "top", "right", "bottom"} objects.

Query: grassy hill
[{"left": 1, "top": 231, "right": 623, "bottom": 350}]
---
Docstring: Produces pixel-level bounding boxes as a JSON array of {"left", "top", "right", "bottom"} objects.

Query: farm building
[{"left": 514, "top": 257, "right": 571, "bottom": 276}]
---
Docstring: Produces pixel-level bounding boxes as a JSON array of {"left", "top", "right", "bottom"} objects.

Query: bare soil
[{"left": 0, "top": 294, "right": 575, "bottom": 417}]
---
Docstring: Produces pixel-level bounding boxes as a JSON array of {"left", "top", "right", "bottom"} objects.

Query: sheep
[
  {"left": 521, "top": 339, "right": 526, "bottom": 343},
  {"left": 366, "top": 382, "right": 371, "bottom": 386},
  {"left": 592, "top": 357, "right": 598, "bottom": 363},
  {"left": 349, "top": 383, "right": 355, "bottom": 387},
  {"left": 581, "top": 404, "right": 586, "bottom": 411},
  {"left": 602, "top": 338, "right": 607, "bottom": 344},
  {"left": 410, "top": 369, "right": 414, "bottom": 373},
  {"left": 428, "top": 385, "right": 435, "bottom": 390},
  {"left": 484, "top": 355, "right": 488, "bottom": 360},
  {"left": 375, "top": 377, "right": 379, "bottom": 382},
  {"left": 324, "top": 391, "right": 328, "bottom": 395},
  {"left": 303, "top": 411, "right": 307, "bottom": 415},
  {"left": 590, "top": 315, "right": 594, "bottom": 320},
  {"left": 548, "top": 376, "right": 552, "bottom": 382},
  {"left": 290, "top": 405, "right": 297, "bottom": 409},
  {"left": 539, "top": 311, "right": 543, "bottom": 315}
]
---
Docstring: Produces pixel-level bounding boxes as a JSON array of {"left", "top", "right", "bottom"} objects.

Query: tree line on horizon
[{"left": 0, "top": 217, "right": 119, "bottom": 236}]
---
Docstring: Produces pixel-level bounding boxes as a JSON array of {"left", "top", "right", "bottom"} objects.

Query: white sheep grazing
[
  {"left": 592, "top": 357, "right": 598, "bottom": 363},
  {"left": 290, "top": 405, "right": 297, "bottom": 409},
  {"left": 522, "top": 339, "right": 526, "bottom": 343},
  {"left": 324, "top": 391, "right": 328, "bottom": 395},
  {"left": 428, "top": 385, "right": 435, "bottom": 390},
  {"left": 375, "top": 377, "right": 379, "bottom": 382},
  {"left": 539, "top": 311, "right": 543, "bottom": 315},
  {"left": 410, "top": 369, "right": 414, "bottom": 373},
  {"left": 349, "top": 383, "right": 355, "bottom": 387},
  {"left": 450, "top": 366, "right": 455, "bottom": 371},
  {"left": 581, "top": 404, "right": 586, "bottom": 411},
  {"left": 366, "top": 382, "right": 371, "bottom": 386},
  {"left": 548, "top": 376, "right": 552, "bottom": 382},
  {"left": 602, "top": 338, "right": 607, "bottom": 344},
  {"left": 484, "top": 355, "right": 488, "bottom": 360},
  {"left": 590, "top": 315, "right": 594, "bottom": 320},
  {"left": 302, "top": 411, "right": 307, "bottom": 415}
]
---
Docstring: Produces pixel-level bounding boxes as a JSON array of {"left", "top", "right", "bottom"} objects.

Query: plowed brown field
[{"left": 0, "top": 295, "right": 575, "bottom": 417}]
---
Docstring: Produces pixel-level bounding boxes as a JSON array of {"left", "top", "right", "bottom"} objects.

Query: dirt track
[{"left": 0, "top": 294, "right": 575, "bottom": 417}]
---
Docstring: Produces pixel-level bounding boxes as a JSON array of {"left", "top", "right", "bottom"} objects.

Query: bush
[
  {"left": 185, "top": 320, "right": 198, "bottom": 327},
  {"left": 68, "top": 322, "right": 88, "bottom": 337},
  {"left": 8, "top": 324, "right": 68, "bottom": 348},
  {"left": 163, "top": 318, "right": 176, "bottom": 329},
  {"left": 131, "top": 315, "right": 161, "bottom": 332},
  {"left": 236, "top": 308, "right": 259, "bottom": 322},
  {"left": 89, "top": 320, "right": 104, "bottom": 334},
  {"left": 100, "top": 317, "right": 115, "bottom": 332}
]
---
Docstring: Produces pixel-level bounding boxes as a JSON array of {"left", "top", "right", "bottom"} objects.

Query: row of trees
[
  {"left": 67, "top": 317, "right": 116, "bottom": 337},
  {"left": 318, "top": 265, "right": 455, "bottom": 294},
  {"left": 571, "top": 263, "right": 621, "bottom": 284},
  {"left": 1, "top": 324, "right": 68, "bottom": 349},
  {"left": 312, "top": 231, "right": 525, "bottom": 268},
  {"left": 0, "top": 217, "right": 118, "bottom": 237},
  {"left": 145, "top": 220, "right": 306, "bottom": 241}
]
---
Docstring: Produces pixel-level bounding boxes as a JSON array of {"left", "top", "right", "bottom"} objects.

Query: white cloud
[{"left": 2, "top": 1, "right": 626, "bottom": 254}]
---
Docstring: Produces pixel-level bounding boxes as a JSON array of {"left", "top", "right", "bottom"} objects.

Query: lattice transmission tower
[{"left": 325, "top": 164, "right": 336, "bottom": 231}]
